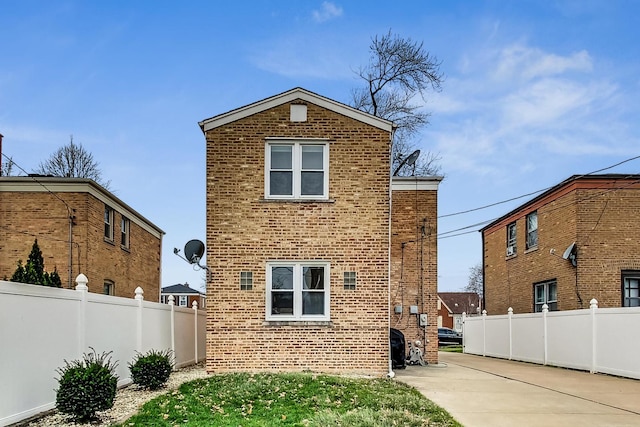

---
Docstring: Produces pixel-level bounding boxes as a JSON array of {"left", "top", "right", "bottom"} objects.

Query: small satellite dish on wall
[
  {"left": 184, "top": 239, "right": 205, "bottom": 264},
  {"left": 562, "top": 242, "right": 577, "bottom": 267}
]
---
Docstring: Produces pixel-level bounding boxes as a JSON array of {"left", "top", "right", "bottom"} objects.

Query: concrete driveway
[{"left": 394, "top": 352, "right": 640, "bottom": 427}]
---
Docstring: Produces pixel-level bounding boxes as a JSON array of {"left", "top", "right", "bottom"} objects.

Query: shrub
[
  {"left": 129, "top": 349, "right": 174, "bottom": 390},
  {"left": 55, "top": 348, "right": 119, "bottom": 422}
]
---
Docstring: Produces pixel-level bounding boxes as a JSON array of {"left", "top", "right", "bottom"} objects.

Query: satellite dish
[
  {"left": 184, "top": 239, "right": 205, "bottom": 264},
  {"left": 392, "top": 149, "right": 421, "bottom": 176},
  {"left": 562, "top": 242, "right": 577, "bottom": 267}
]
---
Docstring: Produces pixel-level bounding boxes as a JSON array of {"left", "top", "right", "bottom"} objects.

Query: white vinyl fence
[
  {"left": 0, "top": 275, "right": 206, "bottom": 427},
  {"left": 463, "top": 299, "right": 640, "bottom": 380}
]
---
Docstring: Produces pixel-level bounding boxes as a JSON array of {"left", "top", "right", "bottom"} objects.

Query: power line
[{"left": 437, "top": 154, "right": 640, "bottom": 219}]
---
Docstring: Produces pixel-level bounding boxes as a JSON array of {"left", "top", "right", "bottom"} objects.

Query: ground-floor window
[
  {"left": 534, "top": 279, "right": 557, "bottom": 312},
  {"left": 622, "top": 271, "right": 640, "bottom": 307},
  {"left": 266, "top": 261, "right": 330, "bottom": 321}
]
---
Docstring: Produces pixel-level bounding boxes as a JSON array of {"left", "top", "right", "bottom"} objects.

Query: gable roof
[
  {"left": 198, "top": 87, "right": 394, "bottom": 133},
  {"left": 161, "top": 284, "right": 204, "bottom": 295},
  {"left": 439, "top": 292, "right": 482, "bottom": 315}
]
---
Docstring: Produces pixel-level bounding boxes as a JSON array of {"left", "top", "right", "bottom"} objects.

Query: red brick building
[
  {"left": 482, "top": 174, "right": 640, "bottom": 314},
  {"left": 200, "top": 88, "right": 441, "bottom": 375},
  {"left": 0, "top": 177, "right": 164, "bottom": 300}
]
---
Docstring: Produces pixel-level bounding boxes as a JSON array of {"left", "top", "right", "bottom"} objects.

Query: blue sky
[{"left": 2, "top": 1, "right": 639, "bottom": 293}]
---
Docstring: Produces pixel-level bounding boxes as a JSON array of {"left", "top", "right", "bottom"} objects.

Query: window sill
[
  {"left": 525, "top": 246, "right": 538, "bottom": 254},
  {"left": 260, "top": 198, "right": 335, "bottom": 203},
  {"left": 263, "top": 320, "right": 333, "bottom": 327},
  {"left": 121, "top": 245, "right": 130, "bottom": 253},
  {"left": 104, "top": 238, "right": 115, "bottom": 246}
]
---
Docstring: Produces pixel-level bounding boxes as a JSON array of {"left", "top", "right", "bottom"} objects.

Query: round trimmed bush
[
  {"left": 129, "top": 349, "right": 174, "bottom": 390},
  {"left": 55, "top": 348, "right": 118, "bottom": 422}
]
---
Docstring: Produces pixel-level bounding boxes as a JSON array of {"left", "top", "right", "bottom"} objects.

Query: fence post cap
[
  {"left": 168, "top": 295, "right": 175, "bottom": 305},
  {"left": 482, "top": 309, "right": 487, "bottom": 316},
  {"left": 542, "top": 303, "right": 549, "bottom": 312},
  {"left": 590, "top": 298, "right": 598, "bottom": 309},
  {"left": 192, "top": 300, "right": 198, "bottom": 310},
  {"left": 508, "top": 307, "right": 513, "bottom": 314},
  {"left": 75, "top": 273, "right": 88, "bottom": 291},
  {"left": 134, "top": 286, "right": 144, "bottom": 300}
]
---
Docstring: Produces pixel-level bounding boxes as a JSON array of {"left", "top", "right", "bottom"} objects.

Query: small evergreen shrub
[
  {"left": 55, "top": 348, "right": 118, "bottom": 422},
  {"left": 129, "top": 349, "right": 174, "bottom": 390}
]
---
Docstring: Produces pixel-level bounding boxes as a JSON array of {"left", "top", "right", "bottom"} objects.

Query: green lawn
[{"left": 117, "top": 372, "right": 461, "bottom": 426}]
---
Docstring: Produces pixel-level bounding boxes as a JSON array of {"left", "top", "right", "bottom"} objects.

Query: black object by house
[{"left": 390, "top": 328, "right": 406, "bottom": 369}]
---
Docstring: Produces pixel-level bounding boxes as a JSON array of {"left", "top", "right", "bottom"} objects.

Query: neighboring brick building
[
  {"left": 161, "top": 283, "right": 206, "bottom": 309},
  {"left": 200, "top": 87, "right": 441, "bottom": 376},
  {"left": 0, "top": 177, "right": 164, "bottom": 300},
  {"left": 390, "top": 177, "right": 440, "bottom": 364},
  {"left": 481, "top": 174, "right": 640, "bottom": 315},
  {"left": 437, "top": 292, "right": 482, "bottom": 331}
]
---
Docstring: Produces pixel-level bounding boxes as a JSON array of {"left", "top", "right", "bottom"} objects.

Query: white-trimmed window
[
  {"left": 506, "top": 222, "right": 517, "bottom": 256},
  {"left": 526, "top": 211, "right": 538, "bottom": 249},
  {"left": 121, "top": 216, "right": 130, "bottom": 249},
  {"left": 265, "top": 141, "right": 329, "bottom": 199},
  {"left": 104, "top": 205, "right": 114, "bottom": 241},
  {"left": 266, "top": 261, "right": 330, "bottom": 321},
  {"left": 622, "top": 271, "right": 640, "bottom": 307},
  {"left": 534, "top": 280, "right": 557, "bottom": 312},
  {"left": 179, "top": 295, "right": 188, "bottom": 307},
  {"left": 103, "top": 280, "right": 114, "bottom": 296}
]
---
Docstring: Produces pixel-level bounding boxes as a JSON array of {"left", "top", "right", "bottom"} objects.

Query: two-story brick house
[
  {"left": 481, "top": 174, "right": 640, "bottom": 314},
  {"left": 200, "top": 88, "right": 440, "bottom": 375},
  {"left": 0, "top": 177, "right": 164, "bottom": 300}
]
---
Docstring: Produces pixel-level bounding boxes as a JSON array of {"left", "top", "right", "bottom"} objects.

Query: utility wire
[{"left": 437, "top": 154, "right": 640, "bottom": 219}]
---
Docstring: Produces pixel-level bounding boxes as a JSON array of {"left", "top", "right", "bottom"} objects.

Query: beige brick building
[
  {"left": 0, "top": 177, "right": 164, "bottom": 300},
  {"left": 200, "top": 88, "right": 441, "bottom": 375},
  {"left": 482, "top": 174, "right": 640, "bottom": 315}
]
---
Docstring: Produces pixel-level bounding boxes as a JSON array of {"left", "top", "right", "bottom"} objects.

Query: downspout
[{"left": 387, "top": 129, "right": 395, "bottom": 378}]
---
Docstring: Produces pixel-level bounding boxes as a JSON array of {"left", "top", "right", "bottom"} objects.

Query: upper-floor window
[
  {"left": 506, "top": 222, "right": 517, "bottom": 256},
  {"left": 526, "top": 211, "right": 538, "bottom": 250},
  {"left": 534, "top": 280, "right": 557, "bottom": 312},
  {"left": 622, "top": 271, "right": 640, "bottom": 307},
  {"left": 121, "top": 216, "right": 130, "bottom": 249},
  {"left": 265, "top": 141, "right": 328, "bottom": 199},
  {"left": 104, "top": 205, "right": 114, "bottom": 241},
  {"left": 266, "top": 261, "right": 330, "bottom": 321},
  {"left": 179, "top": 295, "right": 188, "bottom": 307}
]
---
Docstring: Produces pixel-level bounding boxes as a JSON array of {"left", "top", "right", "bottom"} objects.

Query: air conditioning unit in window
[{"left": 506, "top": 246, "right": 515, "bottom": 256}]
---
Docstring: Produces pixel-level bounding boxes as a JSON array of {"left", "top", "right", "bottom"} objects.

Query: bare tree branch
[
  {"left": 35, "top": 136, "right": 111, "bottom": 188},
  {"left": 350, "top": 30, "right": 445, "bottom": 177}
]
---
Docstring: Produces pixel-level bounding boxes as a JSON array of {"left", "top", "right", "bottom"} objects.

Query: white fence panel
[
  {"left": 174, "top": 306, "right": 197, "bottom": 368},
  {"left": 0, "top": 283, "right": 81, "bottom": 425},
  {"left": 484, "top": 314, "right": 510, "bottom": 358},
  {"left": 546, "top": 309, "right": 591, "bottom": 370},
  {"left": 0, "top": 277, "right": 206, "bottom": 427},
  {"left": 85, "top": 293, "right": 139, "bottom": 386},
  {"left": 511, "top": 313, "right": 544, "bottom": 364},
  {"left": 463, "top": 300, "right": 640, "bottom": 380},
  {"left": 595, "top": 307, "right": 640, "bottom": 379}
]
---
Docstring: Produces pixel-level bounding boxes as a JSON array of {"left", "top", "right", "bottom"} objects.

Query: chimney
[{"left": 184, "top": 282, "right": 189, "bottom": 288}]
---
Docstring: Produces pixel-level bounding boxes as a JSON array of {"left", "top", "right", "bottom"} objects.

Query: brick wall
[
  {"left": 0, "top": 180, "right": 162, "bottom": 301},
  {"left": 483, "top": 179, "right": 640, "bottom": 314},
  {"left": 205, "top": 100, "right": 392, "bottom": 376},
  {"left": 390, "top": 180, "right": 439, "bottom": 364}
]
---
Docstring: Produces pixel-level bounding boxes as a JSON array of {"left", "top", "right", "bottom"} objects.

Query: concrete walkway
[{"left": 394, "top": 352, "right": 640, "bottom": 427}]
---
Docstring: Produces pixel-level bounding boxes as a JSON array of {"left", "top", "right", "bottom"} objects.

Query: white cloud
[{"left": 312, "top": 2, "right": 343, "bottom": 23}]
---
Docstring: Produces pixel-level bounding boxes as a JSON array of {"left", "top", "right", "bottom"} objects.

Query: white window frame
[
  {"left": 121, "top": 216, "right": 130, "bottom": 249},
  {"left": 526, "top": 211, "right": 538, "bottom": 250},
  {"left": 104, "top": 205, "right": 114, "bottom": 241},
  {"left": 265, "top": 140, "right": 329, "bottom": 200},
  {"left": 266, "top": 261, "right": 330, "bottom": 321},
  {"left": 179, "top": 295, "right": 188, "bottom": 307},
  {"left": 534, "top": 280, "right": 557, "bottom": 312},
  {"left": 506, "top": 222, "right": 517, "bottom": 256}
]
